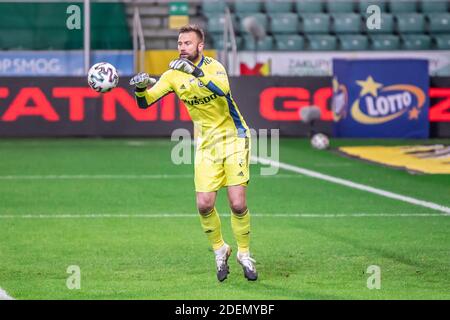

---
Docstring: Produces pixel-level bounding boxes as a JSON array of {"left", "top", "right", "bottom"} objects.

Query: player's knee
[
  {"left": 197, "top": 200, "right": 215, "bottom": 216},
  {"left": 230, "top": 202, "right": 247, "bottom": 215}
]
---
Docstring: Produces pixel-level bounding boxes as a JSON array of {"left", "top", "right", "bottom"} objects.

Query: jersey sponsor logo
[
  {"left": 182, "top": 93, "right": 218, "bottom": 106},
  {"left": 180, "top": 84, "right": 186, "bottom": 90}
]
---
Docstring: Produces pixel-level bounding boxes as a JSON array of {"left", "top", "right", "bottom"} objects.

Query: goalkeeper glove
[
  {"left": 129, "top": 72, "right": 157, "bottom": 89},
  {"left": 169, "top": 58, "right": 204, "bottom": 77}
]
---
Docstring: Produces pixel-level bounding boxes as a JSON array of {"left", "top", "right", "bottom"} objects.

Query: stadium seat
[
  {"left": 90, "top": 3, "right": 132, "bottom": 50},
  {"left": 432, "top": 34, "right": 450, "bottom": 49},
  {"left": 370, "top": 35, "right": 400, "bottom": 50},
  {"left": 201, "top": 0, "right": 227, "bottom": 14},
  {"left": 269, "top": 13, "right": 299, "bottom": 34},
  {"left": 326, "top": 0, "right": 354, "bottom": 13},
  {"left": 207, "top": 14, "right": 238, "bottom": 34},
  {"left": 0, "top": 30, "right": 35, "bottom": 50},
  {"left": 238, "top": 13, "right": 269, "bottom": 34},
  {"left": 332, "top": 13, "right": 362, "bottom": 34},
  {"left": 295, "top": 0, "right": 323, "bottom": 14},
  {"left": 389, "top": 0, "right": 417, "bottom": 13},
  {"left": 211, "top": 35, "right": 243, "bottom": 50},
  {"left": 301, "top": 14, "right": 330, "bottom": 34},
  {"left": 274, "top": 34, "right": 305, "bottom": 50},
  {"left": 427, "top": 13, "right": 450, "bottom": 33},
  {"left": 0, "top": 2, "right": 130, "bottom": 50},
  {"left": 264, "top": 0, "right": 293, "bottom": 13},
  {"left": 420, "top": 0, "right": 448, "bottom": 13},
  {"left": 235, "top": 0, "right": 262, "bottom": 14},
  {"left": 396, "top": 13, "right": 425, "bottom": 34},
  {"left": 307, "top": 35, "right": 337, "bottom": 50},
  {"left": 365, "top": 13, "right": 394, "bottom": 33},
  {"left": 338, "top": 34, "right": 369, "bottom": 50},
  {"left": 401, "top": 34, "right": 431, "bottom": 50},
  {"left": 243, "top": 35, "right": 274, "bottom": 50},
  {"left": 358, "top": 0, "right": 387, "bottom": 13}
]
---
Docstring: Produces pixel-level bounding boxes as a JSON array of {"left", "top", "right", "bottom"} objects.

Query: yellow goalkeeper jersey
[{"left": 134, "top": 56, "right": 249, "bottom": 149}]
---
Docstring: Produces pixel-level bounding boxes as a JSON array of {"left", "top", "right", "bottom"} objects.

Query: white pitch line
[
  {"left": 0, "top": 213, "right": 445, "bottom": 219},
  {"left": 0, "top": 174, "right": 304, "bottom": 180},
  {"left": 0, "top": 288, "right": 14, "bottom": 300},
  {"left": 0, "top": 214, "right": 198, "bottom": 219},
  {"left": 254, "top": 156, "right": 450, "bottom": 215},
  {"left": 0, "top": 174, "right": 193, "bottom": 180}
]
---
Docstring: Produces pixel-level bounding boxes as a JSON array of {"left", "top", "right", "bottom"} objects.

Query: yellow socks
[
  {"left": 231, "top": 208, "right": 250, "bottom": 253},
  {"left": 199, "top": 207, "right": 251, "bottom": 253},
  {"left": 199, "top": 207, "right": 224, "bottom": 251}
]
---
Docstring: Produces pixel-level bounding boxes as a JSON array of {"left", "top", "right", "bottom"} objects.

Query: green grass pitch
[{"left": 0, "top": 138, "right": 449, "bottom": 299}]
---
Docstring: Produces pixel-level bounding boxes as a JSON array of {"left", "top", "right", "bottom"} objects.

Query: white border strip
[
  {"left": 254, "top": 156, "right": 450, "bottom": 215},
  {"left": 0, "top": 213, "right": 445, "bottom": 219},
  {"left": 0, "top": 288, "right": 14, "bottom": 300}
]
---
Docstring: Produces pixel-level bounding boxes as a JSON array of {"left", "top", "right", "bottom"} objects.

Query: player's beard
[{"left": 181, "top": 47, "right": 200, "bottom": 62}]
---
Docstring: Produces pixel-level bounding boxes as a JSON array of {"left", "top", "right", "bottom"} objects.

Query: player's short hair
[{"left": 179, "top": 24, "right": 205, "bottom": 42}]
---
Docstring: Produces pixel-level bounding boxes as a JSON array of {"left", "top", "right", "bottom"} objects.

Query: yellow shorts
[{"left": 194, "top": 136, "right": 250, "bottom": 192}]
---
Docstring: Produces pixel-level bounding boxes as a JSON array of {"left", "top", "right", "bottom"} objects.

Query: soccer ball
[
  {"left": 87, "top": 62, "right": 119, "bottom": 93},
  {"left": 311, "top": 133, "right": 330, "bottom": 150}
]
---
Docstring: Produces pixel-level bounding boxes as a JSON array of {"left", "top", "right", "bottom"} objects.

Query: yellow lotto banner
[
  {"left": 144, "top": 50, "right": 217, "bottom": 76},
  {"left": 339, "top": 145, "right": 450, "bottom": 174}
]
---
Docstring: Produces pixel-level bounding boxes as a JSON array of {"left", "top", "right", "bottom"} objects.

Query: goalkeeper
[{"left": 129, "top": 25, "right": 256, "bottom": 281}]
